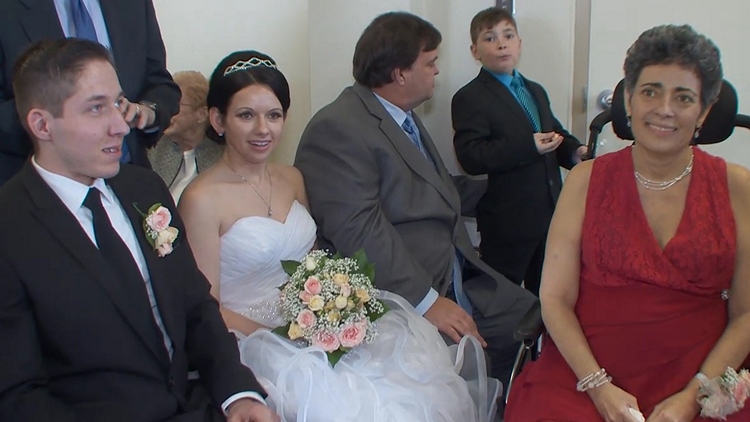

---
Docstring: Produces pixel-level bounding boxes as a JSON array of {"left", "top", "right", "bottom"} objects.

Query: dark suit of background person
[
  {"left": 0, "top": 0, "right": 180, "bottom": 184},
  {"left": 452, "top": 69, "right": 581, "bottom": 296},
  {"left": 0, "top": 163, "right": 266, "bottom": 422}
]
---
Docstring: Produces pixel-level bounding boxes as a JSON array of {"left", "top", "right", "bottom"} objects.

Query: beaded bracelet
[{"left": 576, "top": 368, "right": 613, "bottom": 392}]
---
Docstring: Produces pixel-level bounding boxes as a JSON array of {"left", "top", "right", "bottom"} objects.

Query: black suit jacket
[
  {"left": 452, "top": 69, "right": 581, "bottom": 242},
  {"left": 0, "top": 0, "right": 180, "bottom": 183},
  {"left": 0, "top": 164, "right": 263, "bottom": 422}
]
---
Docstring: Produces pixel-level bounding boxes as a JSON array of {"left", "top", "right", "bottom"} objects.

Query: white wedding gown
[{"left": 220, "top": 201, "right": 500, "bottom": 422}]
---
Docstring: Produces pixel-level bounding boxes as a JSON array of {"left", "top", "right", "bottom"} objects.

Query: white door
[{"left": 585, "top": 0, "right": 750, "bottom": 170}]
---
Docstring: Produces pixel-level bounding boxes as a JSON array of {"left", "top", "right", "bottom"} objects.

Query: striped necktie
[
  {"left": 70, "top": 0, "right": 98, "bottom": 42},
  {"left": 510, "top": 76, "right": 541, "bottom": 132},
  {"left": 402, "top": 114, "right": 431, "bottom": 161}
]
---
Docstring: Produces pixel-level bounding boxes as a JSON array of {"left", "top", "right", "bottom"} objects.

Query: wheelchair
[{"left": 504, "top": 78, "right": 750, "bottom": 404}]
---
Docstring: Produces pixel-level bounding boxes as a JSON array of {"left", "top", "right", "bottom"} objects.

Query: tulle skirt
[{"left": 237, "top": 292, "right": 500, "bottom": 422}]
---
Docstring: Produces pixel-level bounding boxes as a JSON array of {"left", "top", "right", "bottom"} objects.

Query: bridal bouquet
[
  {"left": 697, "top": 367, "right": 750, "bottom": 419},
  {"left": 275, "top": 250, "right": 388, "bottom": 365}
]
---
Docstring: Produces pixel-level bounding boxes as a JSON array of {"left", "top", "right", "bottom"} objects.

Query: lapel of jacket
[
  {"left": 18, "top": 0, "right": 65, "bottom": 42},
  {"left": 107, "top": 167, "right": 179, "bottom": 364},
  {"left": 478, "top": 69, "right": 535, "bottom": 132},
  {"left": 22, "top": 165, "right": 171, "bottom": 367},
  {"left": 196, "top": 138, "right": 222, "bottom": 173},
  {"left": 411, "top": 114, "right": 461, "bottom": 213},
  {"left": 354, "top": 84, "right": 459, "bottom": 212},
  {"left": 151, "top": 138, "right": 182, "bottom": 185}
]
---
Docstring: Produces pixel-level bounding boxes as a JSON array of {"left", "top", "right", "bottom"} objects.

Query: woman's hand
[
  {"left": 588, "top": 383, "right": 643, "bottom": 422},
  {"left": 645, "top": 390, "right": 700, "bottom": 422}
]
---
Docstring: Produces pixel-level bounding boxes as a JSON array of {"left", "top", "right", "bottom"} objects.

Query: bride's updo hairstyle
[{"left": 206, "top": 50, "right": 291, "bottom": 143}]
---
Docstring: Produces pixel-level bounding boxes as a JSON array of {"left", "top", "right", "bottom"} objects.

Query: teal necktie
[{"left": 510, "top": 76, "right": 541, "bottom": 132}]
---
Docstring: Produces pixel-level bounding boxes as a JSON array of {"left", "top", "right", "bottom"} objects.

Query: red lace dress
[{"left": 505, "top": 147, "right": 747, "bottom": 421}]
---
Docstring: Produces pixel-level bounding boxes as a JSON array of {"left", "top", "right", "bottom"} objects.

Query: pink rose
[
  {"left": 296, "top": 309, "right": 317, "bottom": 329},
  {"left": 304, "top": 277, "right": 322, "bottom": 295},
  {"left": 156, "top": 243, "right": 174, "bottom": 257},
  {"left": 732, "top": 382, "right": 750, "bottom": 402},
  {"left": 146, "top": 206, "right": 172, "bottom": 232},
  {"left": 339, "top": 283, "right": 352, "bottom": 298},
  {"left": 338, "top": 322, "right": 366, "bottom": 348},
  {"left": 312, "top": 330, "right": 340, "bottom": 352},
  {"left": 299, "top": 291, "right": 312, "bottom": 304}
]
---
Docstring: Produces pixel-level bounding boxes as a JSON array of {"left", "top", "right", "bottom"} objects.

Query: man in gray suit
[{"left": 295, "top": 11, "right": 536, "bottom": 389}]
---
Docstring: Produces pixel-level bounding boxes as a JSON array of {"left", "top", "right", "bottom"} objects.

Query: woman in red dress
[{"left": 505, "top": 25, "right": 750, "bottom": 421}]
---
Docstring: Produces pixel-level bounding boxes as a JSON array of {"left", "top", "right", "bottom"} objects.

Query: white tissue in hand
[{"left": 628, "top": 407, "right": 646, "bottom": 422}]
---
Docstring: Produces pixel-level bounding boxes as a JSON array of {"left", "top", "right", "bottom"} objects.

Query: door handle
[{"left": 597, "top": 89, "right": 614, "bottom": 110}]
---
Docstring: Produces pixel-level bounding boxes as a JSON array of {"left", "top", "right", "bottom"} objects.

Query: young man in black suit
[
  {"left": 452, "top": 7, "right": 586, "bottom": 297},
  {"left": 0, "top": 39, "right": 278, "bottom": 422}
]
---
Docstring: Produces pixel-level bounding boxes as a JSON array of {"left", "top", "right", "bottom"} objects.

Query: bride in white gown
[{"left": 179, "top": 50, "right": 499, "bottom": 422}]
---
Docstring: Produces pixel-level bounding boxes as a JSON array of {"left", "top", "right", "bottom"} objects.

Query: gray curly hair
[{"left": 623, "top": 24, "right": 723, "bottom": 110}]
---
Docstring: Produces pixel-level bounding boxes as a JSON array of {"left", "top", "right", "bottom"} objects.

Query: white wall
[
  {"left": 153, "top": 0, "right": 578, "bottom": 168},
  {"left": 514, "top": 0, "right": 577, "bottom": 131}
]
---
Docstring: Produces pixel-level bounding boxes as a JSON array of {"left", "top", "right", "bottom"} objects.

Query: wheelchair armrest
[{"left": 514, "top": 299, "right": 545, "bottom": 344}]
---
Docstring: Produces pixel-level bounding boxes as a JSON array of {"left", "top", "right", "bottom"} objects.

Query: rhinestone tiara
[{"left": 223, "top": 57, "right": 277, "bottom": 76}]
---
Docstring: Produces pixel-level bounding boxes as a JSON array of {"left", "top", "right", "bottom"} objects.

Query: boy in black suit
[{"left": 451, "top": 7, "right": 586, "bottom": 296}]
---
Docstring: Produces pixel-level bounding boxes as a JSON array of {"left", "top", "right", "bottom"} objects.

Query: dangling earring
[
  {"left": 626, "top": 116, "right": 632, "bottom": 128},
  {"left": 694, "top": 127, "right": 701, "bottom": 139}
]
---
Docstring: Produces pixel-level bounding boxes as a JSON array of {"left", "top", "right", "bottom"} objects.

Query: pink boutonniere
[{"left": 134, "top": 203, "right": 179, "bottom": 257}]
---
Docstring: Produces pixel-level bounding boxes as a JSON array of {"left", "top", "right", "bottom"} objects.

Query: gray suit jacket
[
  {"left": 295, "top": 84, "right": 534, "bottom": 318},
  {"left": 148, "top": 136, "right": 222, "bottom": 187}
]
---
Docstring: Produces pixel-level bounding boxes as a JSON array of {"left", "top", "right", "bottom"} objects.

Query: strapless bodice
[{"left": 219, "top": 200, "right": 316, "bottom": 326}]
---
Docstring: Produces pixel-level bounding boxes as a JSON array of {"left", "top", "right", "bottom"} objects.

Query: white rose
[
  {"left": 332, "top": 273, "right": 350, "bottom": 286},
  {"left": 308, "top": 295, "right": 325, "bottom": 311},
  {"left": 155, "top": 226, "right": 178, "bottom": 247},
  {"left": 288, "top": 322, "right": 304, "bottom": 340},
  {"left": 334, "top": 295, "right": 348, "bottom": 309},
  {"left": 305, "top": 256, "right": 317, "bottom": 271}
]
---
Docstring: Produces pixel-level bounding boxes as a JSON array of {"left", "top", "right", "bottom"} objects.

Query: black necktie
[{"left": 82, "top": 188, "right": 166, "bottom": 356}]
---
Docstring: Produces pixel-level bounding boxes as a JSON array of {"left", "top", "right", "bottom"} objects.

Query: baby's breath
[{"left": 278, "top": 250, "right": 387, "bottom": 358}]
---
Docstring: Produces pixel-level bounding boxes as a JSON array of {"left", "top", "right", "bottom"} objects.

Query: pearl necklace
[
  {"left": 634, "top": 150, "right": 694, "bottom": 191},
  {"left": 224, "top": 158, "right": 273, "bottom": 216}
]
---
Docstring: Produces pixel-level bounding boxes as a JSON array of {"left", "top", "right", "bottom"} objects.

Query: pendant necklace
[{"left": 224, "top": 158, "right": 273, "bottom": 216}]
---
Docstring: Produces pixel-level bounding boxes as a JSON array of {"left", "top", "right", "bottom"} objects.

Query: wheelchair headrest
[{"left": 610, "top": 78, "right": 738, "bottom": 145}]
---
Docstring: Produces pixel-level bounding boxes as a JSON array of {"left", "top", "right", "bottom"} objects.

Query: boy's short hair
[
  {"left": 470, "top": 7, "right": 517, "bottom": 44},
  {"left": 13, "top": 39, "right": 114, "bottom": 132}
]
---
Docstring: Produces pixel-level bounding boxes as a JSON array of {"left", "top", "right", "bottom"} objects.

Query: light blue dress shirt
[
  {"left": 487, "top": 68, "right": 524, "bottom": 104},
  {"left": 373, "top": 94, "right": 472, "bottom": 315}
]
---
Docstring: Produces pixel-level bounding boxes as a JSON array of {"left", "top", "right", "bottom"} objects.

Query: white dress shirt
[{"left": 31, "top": 158, "right": 265, "bottom": 413}]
